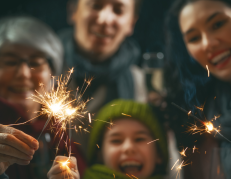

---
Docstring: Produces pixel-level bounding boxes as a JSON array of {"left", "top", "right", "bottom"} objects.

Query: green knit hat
[{"left": 88, "top": 99, "right": 168, "bottom": 173}]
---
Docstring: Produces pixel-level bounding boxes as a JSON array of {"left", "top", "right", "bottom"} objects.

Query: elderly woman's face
[
  {"left": 180, "top": 1, "right": 231, "bottom": 82},
  {"left": 0, "top": 43, "right": 52, "bottom": 113}
]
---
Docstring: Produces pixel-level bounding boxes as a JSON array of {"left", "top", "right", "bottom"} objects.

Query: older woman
[
  {"left": 0, "top": 16, "right": 86, "bottom": 178},
  {"left": 165, "top": 0, "right": 231, "bottom": 178}
]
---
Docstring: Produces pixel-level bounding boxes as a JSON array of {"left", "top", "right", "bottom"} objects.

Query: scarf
[
  {"left": 83, "top": 164, "right": 163, "bottom": 179},
  {"left": 60, "top": 29, "right": 140, "bottom": 101}
]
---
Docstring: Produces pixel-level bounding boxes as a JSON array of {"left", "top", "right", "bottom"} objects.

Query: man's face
[
  {"left": 71, "top": 0, "right": 136, "bottom": 61},
  {"left": 102, "top": 119, "right": 161, "bottom": 178}
]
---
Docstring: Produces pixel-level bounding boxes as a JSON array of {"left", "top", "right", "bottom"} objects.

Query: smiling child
[{"left": 48, "top": 99, "right": 168, "bottom": 179}]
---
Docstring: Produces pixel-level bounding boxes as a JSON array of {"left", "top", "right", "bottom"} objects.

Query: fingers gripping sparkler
[{"left": 172, "top": 103, "right": 231, "bottom": 143}]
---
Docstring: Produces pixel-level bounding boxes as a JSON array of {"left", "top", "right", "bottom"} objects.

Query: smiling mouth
[
  {"left": 92, "top": 31, "right": 112, "bottom": 38},
  {"left": 119, "top": 161, "right": 143, "bottom": 174},
  {"left": 210, "top": 50, "right": 231, "bottom": 66}
]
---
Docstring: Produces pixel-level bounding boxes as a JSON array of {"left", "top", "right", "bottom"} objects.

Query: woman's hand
[
  {"left": 0, "top": 124, "right": 39, "bottom": 174},
  {"left": 47, "top": 156, "right": 79, "bottom": 179}
]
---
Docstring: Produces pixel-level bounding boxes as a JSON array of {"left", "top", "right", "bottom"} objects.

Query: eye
[
  {"left": 114, "top": 6, "right": 123, "bottom": 15},
  {"left": 135, "top": 137, "right": 146, "bottom": 142},
  {"left": 91, "top": 2, "right": 103, "bottom": 10},
  {"left": 188, "top": 36, "right": 201, "bottom": 43},
  {"left": 212, "top": 20, "right": 227, "bottom": 30},
  {"left": 2, "top": 57, "right": 19, "bottom": 66},
  {"left": 110, "top": 139, "right": 122, "bottom": 144},
  {"left": 29, "top": 57, "right": 47, "bottom": 67}
]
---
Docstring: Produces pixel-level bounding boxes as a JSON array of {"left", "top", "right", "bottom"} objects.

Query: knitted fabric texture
[
  {"left": 87, "top": 99, "right": 168, "bottom": 170},
  {"left": 83, "top": 164, "right": 163, "bottom": 179}
]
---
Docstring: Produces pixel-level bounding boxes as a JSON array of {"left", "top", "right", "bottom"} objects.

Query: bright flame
[{"left": 205, "top": 122, "right": 214, "bottom": 132}]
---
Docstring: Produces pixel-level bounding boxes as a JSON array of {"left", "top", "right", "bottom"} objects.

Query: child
[{"left": 48, "top": 99, "right": 168, "bottom": 179}]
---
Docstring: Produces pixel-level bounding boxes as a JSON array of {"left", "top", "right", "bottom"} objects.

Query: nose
[
  {"left": 122, "top": 139, "right": 136, "bottom": 155},
  {"left": 201, "top": 33, "right": 219, "bottom": 52},
  {"left": 15, "top": 62, "right": 31, "bottom": 79},
  {"left": 96, "top": 6, "right": 116, "bottom": 25}
]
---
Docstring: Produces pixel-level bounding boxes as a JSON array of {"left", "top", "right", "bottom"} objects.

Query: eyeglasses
[{"left": 0, "top": 53, "right": 50, "bottom": 73}]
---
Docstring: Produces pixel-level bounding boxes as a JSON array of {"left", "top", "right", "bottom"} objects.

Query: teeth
[
  {"left": 120, "top": 161, "right": 141, "bottom": 167},
  {"left": 211, "top": 51, "right": 231, "bottom": 64}
]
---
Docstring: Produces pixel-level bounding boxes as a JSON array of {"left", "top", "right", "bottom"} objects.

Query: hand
[
  {"left": 47, "top": 156, "right": 79, "bottom": 179},
  {"left": 0, "top": 124, "right": 39, "bottom": 174}
]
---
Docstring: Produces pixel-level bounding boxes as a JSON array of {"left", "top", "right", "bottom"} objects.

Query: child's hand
[
  {"left": 47, "top": 156, "right": 80, "bottom": 179},
  {"left": 0, "top": 124, "right": 39, "bottom": 175}
]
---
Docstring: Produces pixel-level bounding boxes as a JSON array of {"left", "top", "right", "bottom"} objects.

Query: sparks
[
  {"left": 179, "top": 147, "right": 188, "bottom": 157},
  {"left": 27, "top": 67, "right": 92, "bottom": 156},
  {"left": 121, "top": 113, "right": 132, "bottom": 117},
  {"left": 206, "top": 65, "right": 210, "bottom": 77},
  {"left": 96, "top": 144, "right": 100, "bottom": 148},
  {"left": 88, "top": 113, "right": 92, "bottom": 123},
  {"left": 147, "top": 139, "right": 159, "bottom": 144},
  {"left": 188, "top": 111, "right": 192, "bottom": 115},
  {"left": 58, "top": 158, "right": 72, "bottom": 178}
]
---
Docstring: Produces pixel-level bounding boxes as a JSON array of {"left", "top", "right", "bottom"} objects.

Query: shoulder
[{"left": 0, "top": 173, "right": 9, "bottom": 179}]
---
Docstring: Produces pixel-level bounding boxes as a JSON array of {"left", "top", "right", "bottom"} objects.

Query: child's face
[{"left": 102, "top": 118, "right": 161, "bottom": 178}]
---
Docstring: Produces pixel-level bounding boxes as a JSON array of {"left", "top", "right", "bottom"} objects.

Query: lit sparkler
[
  {"left": 172, "top": 103, "right": 231, "bottom": 143},
  {"left": 58, "top": 158, "right": 73, "bottom": 178},
  {"left": 28, "top": 68, "right": 92, "bottom": 157}
]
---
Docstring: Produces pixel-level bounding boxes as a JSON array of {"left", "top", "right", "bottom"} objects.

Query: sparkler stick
[
  {"left": 37, "top": 114, "right": 52, "bottom": 140},
  {"left": 171, "top": 103, "right": 231, "bottom": 143},
  {"left": 171, "top": 102, "right": 204, "bottom": 124}
]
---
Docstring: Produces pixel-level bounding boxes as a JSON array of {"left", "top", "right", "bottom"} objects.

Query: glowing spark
[
  {"left": 205, "top": 151, "right": 206, "bottom": 154},
  {"left": 88, "top": 113, "right": 91, "bottom": 123},
  {"left": 206, "top": 65, "right": 210, "bottom": 77},
  {"left": 126, "top": 174, "right": 133, "bottom": 179},
  {"left": 188, "top": 111, "right": 192, "bottom": 115},
  {"left": 179, "top": 147, "right": 188, "bottom": 157},
  {"left": 113, "top": 174, "right": 115, "bottom": 178},
  {"left": 171, "top": 159, "right": 179, "bottom": 170},
  {"left": 147, "top": 139, "right": 159, "bottom": 144},
  {"left": 205, "top": 122, "right": 214, "bottom": 133},
  {"left": 96, "top": 144, "right": 100, "bottom": 148},
  {"left": 58, "top": 158, "right": 72, "bottom": 178},
  {"left": 74, "top": 142, "right": 81, "bottom": 145},
  {"left": 195, "top": 105, "right": 204, "bottom": 111},
  {"left": 121, "top": 113, "right": 131, "bottom": 117},
  {"left": 193, "top": 146, "right": 198, "bottom": 153},
  {"left": 131, "top": 175, "right": 139, "bottom": 179}
]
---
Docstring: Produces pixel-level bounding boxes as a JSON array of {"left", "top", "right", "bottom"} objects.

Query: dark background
[{"left": 0, "top": 0, "right": 173, "bottom": 54}]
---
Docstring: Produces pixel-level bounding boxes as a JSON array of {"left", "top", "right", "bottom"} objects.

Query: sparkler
[
  {"left": 58, "top": 158, "right": 73, "bottom": 178},
  {"left": 172, "top": 103, "right": 231, "bottom": 143},
  {"left": 28, "top": 68, "right": 92, "bottom": 157}
]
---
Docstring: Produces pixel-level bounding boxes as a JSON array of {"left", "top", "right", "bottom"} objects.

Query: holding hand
[
  {"left": 0, "top": 124, "right": 39, "bottom": 174},
  {"left": 47, "top": 156, "right": 79, "bottom": 179}
]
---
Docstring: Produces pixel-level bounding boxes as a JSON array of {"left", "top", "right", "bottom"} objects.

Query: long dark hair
[{"left": 164, "top": 0, "right": 231, "bottom": 114}]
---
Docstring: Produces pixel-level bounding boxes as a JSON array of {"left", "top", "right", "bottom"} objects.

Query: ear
[
  {"left": 67, "top": 0, "right": 78, "bottom": 25},
  {"left": 126, "top": 16, "right": 138, "bottom": 36}
]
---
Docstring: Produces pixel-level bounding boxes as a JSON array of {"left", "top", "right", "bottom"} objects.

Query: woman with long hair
[{"left": 165, "top": 0, "right": 231, "bottom": 178}]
